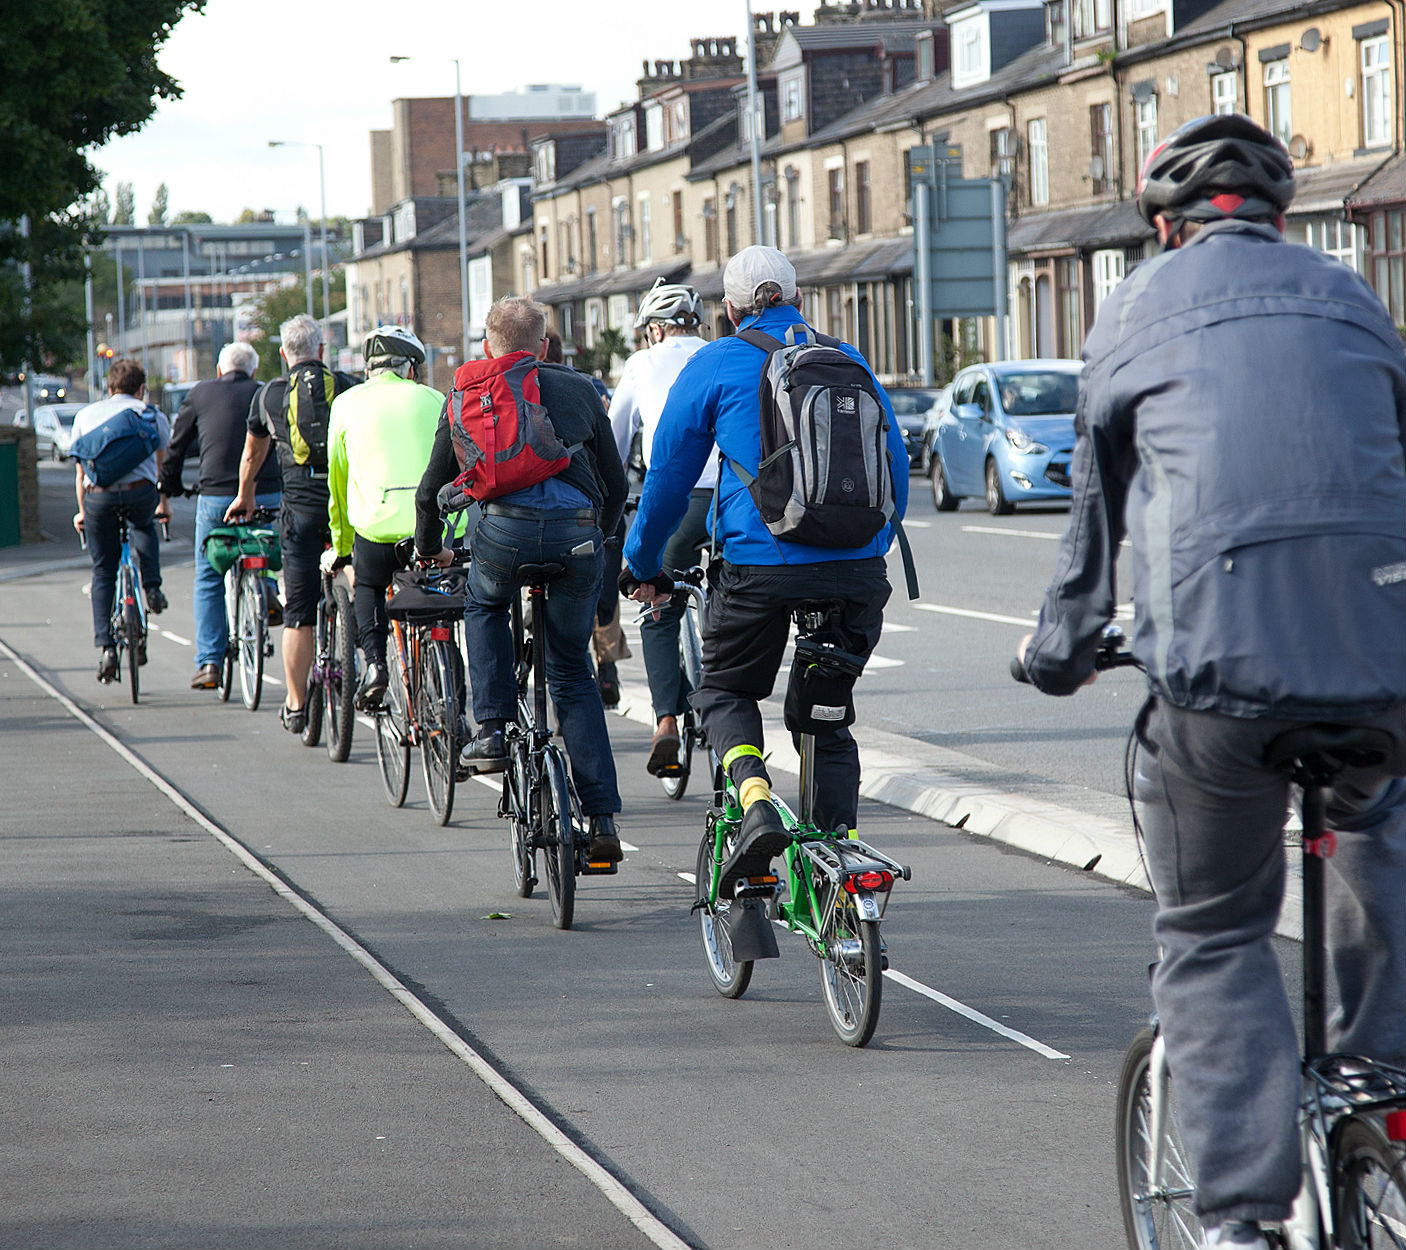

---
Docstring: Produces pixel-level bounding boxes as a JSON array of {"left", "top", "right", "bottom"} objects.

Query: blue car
[{"left": 927, "top": 359, "right": 1082, "bottom": 514}]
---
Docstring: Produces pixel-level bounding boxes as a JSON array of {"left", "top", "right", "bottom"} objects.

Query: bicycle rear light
[
  {"left": 430, "top": 626, "right": 452, "bottom": 642},
  {"left": 245, "top": 556, "right": 267, "bottom": 569},
  {"left": 843, "top": 870, "right": 894, "bottom": 893},
  {"left": 1387, "top": 1110, "right": 1406, "bottom": 1142}
]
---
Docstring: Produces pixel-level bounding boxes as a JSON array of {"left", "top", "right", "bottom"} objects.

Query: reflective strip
[{"left": 721, "top": 744, "right": 763, "bottom": 772}]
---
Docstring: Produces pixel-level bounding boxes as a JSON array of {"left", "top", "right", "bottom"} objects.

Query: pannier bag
[
  {"left": 202, "top": 525, "right": 282, "bottom": 576},
  {"left": 70, "top": 404, "right": 164, "bottom": 488},
  {"left": 783, "top": 634, "right": 867, "bottom": 736},
  {"left": 386, "top": 568, "right": 467, "bottom": 622}
]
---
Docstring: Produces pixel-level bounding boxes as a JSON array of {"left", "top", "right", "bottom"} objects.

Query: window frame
[
  {"left": 1264, "top": 58, "right": 1291, "bottom": 146},
  {"left": 1028, "top": 118, "right": 1049, "bottom": 207},
  {"left": 1362, "top": 35, "right": 1392, "bottom": 148}
]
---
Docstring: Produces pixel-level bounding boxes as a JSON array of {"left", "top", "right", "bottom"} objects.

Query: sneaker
[
  {"left": 97, "top": 646, "right": 119, "bottom": 682},
  {"left": 354, "top": 662, "right": 388, "bottom": 711},
  {"left": 597, "top": 661, "right": 620, "bottom": 708},
  {"left": 586, "top": 814, "right": 624, "bottom": 863},
  {"left": 1205, "top": 1221, "right": 1269, "bottom": 1248},
  {"left": 459, "top": 728, "right": 508, "bottom": 774},
  {"left": 646, "top": 719, "right": 681, "bottom": 776},
  {"left": 146, "top": 586, "right": 167, "bottom": 615},
  {"left": 279, "top": 703, "right": 308, "bottom": 734},
  {"left": 717, "top": 799, "right": 791, "bottom": 897}
]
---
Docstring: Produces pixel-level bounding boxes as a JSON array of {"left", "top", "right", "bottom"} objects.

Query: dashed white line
[
  {"left": 914, "top": 602, "right": 1036, "bottom": 628},
  {"left": 159, "top": 629, "right": 192, "bottom": 646},
  {"left": 960, "top": 525, "right": 1062, "bottom": 541}
]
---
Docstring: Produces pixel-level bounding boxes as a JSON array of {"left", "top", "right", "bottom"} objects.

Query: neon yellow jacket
[{"left": 327, "top": 372, "right": 445, "bottom": 554}]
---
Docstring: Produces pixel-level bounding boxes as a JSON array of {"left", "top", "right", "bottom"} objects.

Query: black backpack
[{"left": 267, "top": 361, "right": 336, "bottom": 477}]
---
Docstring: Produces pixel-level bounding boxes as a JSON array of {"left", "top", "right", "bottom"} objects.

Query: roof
[
  {"left": 354, "top": 194, "right": 508, "bottom": 260},
  {"left": 534, "top": 258, "right": 691, "bottom": 305},
  {"left": 782, "top": 20, "right": 935, "bottom": 55},
  {"left": 1006, "top": 200, "right": 1152, "bottom": 253},
  {"left": 1290, "top": 155, "right": 1393, "bottom": 215}
]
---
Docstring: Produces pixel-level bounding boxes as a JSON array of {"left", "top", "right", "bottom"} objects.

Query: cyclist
[
  {"left": 623, "top": 245, "right": 908, "bottom": 890},
  {"left": 1016, "top": 115, "right": 1406, "bottom": 1249},
  {"left": 414, "top": 296, "right": 629, "bottom": 864},
  {"left": 609, "top": 278, "right": 712, "bottom": 776},
  {"left": 70, "top": 357, "right": 172, "bottom": 681},
  {"left": 225, "top": 314, "right": 358, "bottom": 734},
  {"left": 324, "top": 325, "right": 444, "bottom": 710}
]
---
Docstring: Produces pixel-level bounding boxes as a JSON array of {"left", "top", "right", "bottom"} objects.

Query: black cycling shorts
[{"left": 280, "top": 503, "right": 330, "bottom": 629}]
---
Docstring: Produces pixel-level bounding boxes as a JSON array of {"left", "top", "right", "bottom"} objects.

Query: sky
[{"left": 93, "top": 0, "right": 762, "bottom": 225}]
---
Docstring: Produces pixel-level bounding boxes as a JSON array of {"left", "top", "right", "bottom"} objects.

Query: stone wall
[{"left": 0, "top": 426, "right": 42, "bottom": 547}]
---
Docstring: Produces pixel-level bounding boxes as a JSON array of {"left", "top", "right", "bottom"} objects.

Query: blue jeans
[
  {"left": 194, "top": 491, "right": 281, "bottom": 667},
  {"left": 638, "top": 488, "right": 712, "bottom": 721},
  {"left": 86, "top": 481, "right": 162, "bottom": 649},
  {"left": 464, "top": 509, "right": 620, "bottom": 816}
]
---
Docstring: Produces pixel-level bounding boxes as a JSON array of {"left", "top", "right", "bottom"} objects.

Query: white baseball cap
[{"left": 723, "top": 245, "right": 798, "bottom": 311}]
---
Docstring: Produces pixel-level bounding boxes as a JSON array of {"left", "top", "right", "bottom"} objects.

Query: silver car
[{"left": 30, "top": 403, "right": 85, "bottom": 462}]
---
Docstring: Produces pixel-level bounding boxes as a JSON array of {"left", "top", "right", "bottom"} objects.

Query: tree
[
  {"left": 90, "top": 188, "right": 112, "bottom": 226},
  {"left": 248, "top": 275, "right": 348, "bottom": 380},
  {"left": 0, "top": 1, "right": 205, "bottom": 370},
  {"left": 171, "top": 210, "right": 213, "bottom": 225},
  {"left": 113, "top": 182, "right": 136, "bottom": 226},
  {"left": 148, "top": 182, "right": 169, "bottom": 226}
]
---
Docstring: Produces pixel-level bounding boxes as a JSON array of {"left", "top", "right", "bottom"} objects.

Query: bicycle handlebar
[{"left": 1010, "top": 625, "right": 1136, "bottom": 685}]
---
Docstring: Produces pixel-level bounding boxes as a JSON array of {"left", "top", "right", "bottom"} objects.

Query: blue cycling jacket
[{"left": 624, "top": 304, "right": 909, "bottom": 576}]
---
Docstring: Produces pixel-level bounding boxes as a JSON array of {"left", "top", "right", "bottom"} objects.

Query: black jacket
[
  {"left": 414, "top": 360, "right": 627, "bottom": 554},
  {"left": 159, "top": 370, "right": 281, "bottom": 497}
]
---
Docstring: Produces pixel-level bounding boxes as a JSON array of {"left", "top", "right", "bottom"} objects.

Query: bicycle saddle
[
  {"left": 1263, "top": 724, "right": 1395, "bottom": 779},
  {"left": 515, "top": 562, "right": 565, "bottom": 588}
]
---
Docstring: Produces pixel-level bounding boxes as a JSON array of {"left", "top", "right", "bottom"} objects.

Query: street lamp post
[
  {"left": 269, "top": 139, "right": 331, "bottom": 348},
  {"left": 390, "top": 55, "right": 471, "bottom": 365}
]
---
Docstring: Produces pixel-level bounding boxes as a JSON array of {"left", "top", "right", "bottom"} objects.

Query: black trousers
[
  {"left": 352, "top": 535, "right": 401, "bottom": 666},
  {"left": 692, "top": 557, "right": 890, "bottom": 833}
]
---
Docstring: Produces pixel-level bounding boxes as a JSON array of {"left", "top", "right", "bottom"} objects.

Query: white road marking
[
  {"left": 901, "top": 518, "right": 932, "bottom": 529},
  {"left": 677, "top": 873, "right": 1067, "bottom": 1059},
  {"left": 914, "top": 602, "right": 1036, "bottom": 628},
  {"left": 264, "top": 674, "right": 283, "bottom": 686},
  {"left": 864, "top": 654, "right": 904, "bottom": 669},
  {"left": 0, "top": 638, "right": 692, "bottom": 1250},
  {"left": 882, "top": 621, "right": 917, "bottom": 633},
  {"left": 961, "top": 525, "right": 1060, "bottom": 541},
  {"left": 159, "top": 629, "right": 192, "bottom": 646}
]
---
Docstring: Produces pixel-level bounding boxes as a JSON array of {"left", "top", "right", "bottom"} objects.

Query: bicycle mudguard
[{"left": 728, "top": 893, "right": 780, "bottom": 962}]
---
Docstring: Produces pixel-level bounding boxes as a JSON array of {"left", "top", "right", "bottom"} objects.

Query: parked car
[
  {"left": 927, "top": 359, "right": 1082, "bottom": 514},
  {"left": 30, "top": 403, "right": 85, "bottom": 462},
  {"left": 886, "top": 386, "right": 948, "bottom": 474},
  {"left": 160, "top": 380, "right": 199, "bottom": 418}
]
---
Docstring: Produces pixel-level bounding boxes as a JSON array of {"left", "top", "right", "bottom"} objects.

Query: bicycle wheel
[
  {"left": 418, "top": 637, "right": 458, "bottom": 826},
  {"left": 1334, "top": 1114, "right": 1406, "bottom": 1249},
  {"left": 662, "top": 715, "right": 695, "bottom": 801},
  {"left": 695, "top": 826, "right": 753, "bottom": 999},
  {"left": 125, "top": 598, "right": 143, "bottom": 704},
  {"left": 818, "top": 897, "right": 882, "bottom": 1047},
  {"left": 507, "top": 734, "right": 535, "bottom": 898},
  {"left": 219, "top": 645, "right": 234, "bottom": 702},
  {"left": 301, "top": 665, "right": 324, "bottom": 747},
  {"left": 375, "top": 652, "right": 411, "bottom": 807},
  {"left": 236, "top": 569, "right": 265, "bottom": 711},
  {"left": 326, "top": 583, "right": 356, "bottom": 763},
  {"left": 1116, "top": 1026, "right": 1202, "bottom": 1250},
  {"left": 540, "top": 747, "right": 576, "bottom": 930}
]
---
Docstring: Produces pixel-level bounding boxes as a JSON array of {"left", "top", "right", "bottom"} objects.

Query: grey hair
[
  {"left": 218, "top": 342, "right": 259, "bottom": 375},
  {"left": 279, "top": 313, "right": 323, "bottom": 364},
  {"left": 367, "top": 357, "right": 416, "bottom": 380},
  {"left": 485, "top": 297, "right": 548, "bottom": 356}
]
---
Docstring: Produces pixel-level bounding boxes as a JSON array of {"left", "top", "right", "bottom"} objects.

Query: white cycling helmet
[
  {"left": 633, "top": 278, "right": 703, "bottom": 330},
  {"left": 363, "top": 324, "right": 427, "bottom": 367}
]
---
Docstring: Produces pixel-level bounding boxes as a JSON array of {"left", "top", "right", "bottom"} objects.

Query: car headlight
[{"left": 1005, "top": 427, "right": 1048, "bottom": 454}]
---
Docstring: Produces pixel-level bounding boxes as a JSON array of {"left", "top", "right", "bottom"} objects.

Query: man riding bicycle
[
  {"left": 609, "top": 278, "right": 712, "bottom": 777},
  {"left": 1018, "top": 115, "right": 1406, "bottom": 1249},
  {"left": 325, "top": 325, "right": 444, "bottom": 711},
  {"left": 623, "top": 245, "right": 909, "bottom": 891}
]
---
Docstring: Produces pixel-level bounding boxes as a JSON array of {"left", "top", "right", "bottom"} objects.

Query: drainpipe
[
  {"left": 1228, "top": 21, "right": 1249, "bottom": 123},
  {"left": 1110, "top": 9, "right": 1126, "bottom": 199},
  {"left": 1383, "top": 1, "right": 1406, "bottom": 155}
]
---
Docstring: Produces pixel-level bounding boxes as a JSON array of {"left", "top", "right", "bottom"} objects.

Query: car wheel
[
  {"left": 50, "top": 444, "right": 63, "bottom": 463},
  {"left": 930, "top": 456, "right": 959, "bottom": 512},
  {"left": 985, "top": 459, "right": 1014, "bottom": 516}
]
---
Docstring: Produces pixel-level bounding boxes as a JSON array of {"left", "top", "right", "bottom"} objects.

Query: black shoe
[
  {"left": 646, "top": 723, "right": 681, "bottom": 776},
  {"left": 279, "top": 703, "right": 308, "bottom": 734},
  {"left": 266, "top": 587, "right": 283, "bottom": 627},
  {"left": 597, "top": 661, "right": 620, "bottom": 708},
  {"left": 136, "top": 642, "right": 148, "bottom": 667},
  {"left": 586, "top": 814, "right": 624, "bottom": 863},
  {"left": 354, "top": 662, "right": 388, "bottom": 711},
  {"left": 146, "top": 587, "right": 167, "bottom": 615},
  {"left": 459, "top": 728, "right": 507, "bottom": 774},
  {"left": 97, "top": 646, "right": 119, "bottom": 682},
  {"left": 718, "top": 800, "right": 791, "bottom": 897}
]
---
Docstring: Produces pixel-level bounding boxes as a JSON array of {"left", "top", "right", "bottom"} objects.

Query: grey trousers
[{"left": 1135, "top": 699, "right": 1406, "bottom": 1226}]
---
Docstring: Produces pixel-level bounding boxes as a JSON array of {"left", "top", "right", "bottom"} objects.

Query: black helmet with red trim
[{"left": 1136, "top": 114, "right": 1295, "bottom": 231}]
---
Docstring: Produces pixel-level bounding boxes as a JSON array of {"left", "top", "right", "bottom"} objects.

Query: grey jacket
[{"left": 1025, "top": 219, "right": 1406, "bottom": 718}]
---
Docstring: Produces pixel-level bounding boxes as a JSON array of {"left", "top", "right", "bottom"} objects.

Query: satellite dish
[
  {"left": 1288, "top": 134, "right": 1311, "bottom": 160},
  {"left": 1300, "top": 27, "right": 1321, "bottom": 52},
  {"left": 1214, "top": 45, "right": 1236, "bottom": 69}
]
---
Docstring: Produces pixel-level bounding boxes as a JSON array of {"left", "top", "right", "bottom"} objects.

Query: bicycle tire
[
  {"left": 301, "top": 666, "right": 324, "bottom": 747},
  {"left": 819, "top": 900, "right": 882, "bottom": 1047},
  {"left": 219, "top": 646, "right": 234, "bottom": 702},
  {"left": 695, "top": 826, "right": 753, "bottom": 999},
  {"left": 1116, "top": 1025, "right": 1202, "bottom": 1250},
  {"left": 418, "top": 637, "right": 458, "bottom": 826},
  {"left": 662, "top": 716, "right": 695, "bottom": 801},
  {"left": 123, "top": 587, "right": 142, "bottom": 705},
  {"left": 507, "top": 734, "right": 535, "bottom": 898},
  {"left": 1333, "top": 1113, "right": 1406, "bottom": 1249},
  {"left": 326, "top": 583, "right": 356, "bottom": 763},
  {"left": 540, "top": 747, "right": 576, "bottom": 930},
  {"left": 236, "top": 569, "right": 265, "bottom": 711},
  {"left": 375, "top": 651, "right": 411, "bottom": 807}
]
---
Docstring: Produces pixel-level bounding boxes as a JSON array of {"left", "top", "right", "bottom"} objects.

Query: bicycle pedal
[{"left": 581, "top": 860, "right": 619, "bottom": 876}]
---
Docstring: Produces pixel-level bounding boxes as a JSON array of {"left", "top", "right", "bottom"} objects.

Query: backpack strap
[{"left": 889, "top": 512, "right": 920, "bottom": 601}]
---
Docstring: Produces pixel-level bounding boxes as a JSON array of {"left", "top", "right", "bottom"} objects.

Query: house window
[
  {"left": 827, "top": 167, "right": 845, "bottom": 240},
  {"left": 1304, "top": 218, "right": 1365, "bottom": 272},
  {"left": 1045, "top": 0, "right": 1066, "bottom": 45},
  {"left": 855, "top": 161, "right": 872, "bottom": 234},
  {"left": 1368, "top": 210, "right": 1406, "bottom": 323},
  {"left": 725, "top": 186, "right": 739, "bottom": 256},
  {"left": 1089, "top": 103, "right": 1113, "bottom": 194},
  {"left": 783, "top": 74, "right": 804, "bottom": 122},
  {"left": 1210, "top": 70, "right": 1237, "bottom": 115},
  {"left": 1072, "top": 0, "right": 1112, "bottom": 40},
  {"left": 586, "top": 207, "right": 598, "bottom": 273},
  {"left": 672, "top": 191, "right": 684, "bottom": 254},
  {"left": 703, "top": 197, "right": 718, "bottom": 263},
  {"left": 610, "top": 116, "right": 636, "bottom": 160},
  {"left": 916, "top": 30, "right": 937, "bottom": 80},
  {"left": 1135, "top": 95, "right": 1159, "bottom": 172},
  {"left": 533, "top": 143, "right": 556, "bottom": 185},
  {"left": 645, "top": 104, "right": 664, "bottom": 152},
  {"left": 1028, "top": 118, "right": 1049, "bottom": 206},
  {"left": 763, "top": 179, "right": 779, "bottom": 247},
  {"left": 613, "top": 199, "right": 631, "bottom": 268},
  {"left": 957, "top": 25, "right": 983, "bottom": 78},
  {"left": 560, "top": 221, "right": 575, "bottom": 275},
  {"left": 1092, "top": 249, "right": 1125, "bottom": 314},
  {"left": 1057, "top": 258, "right": 1081, "bottom": 355},
  {"left": 989, "top": 127, "right": 1014, "bottom": 178},
  {"left": 785, "top": 167, "right": 801, "bottom": 248},
  {"left": 539, "top": 224, "right": 549, "bottom": 281},
  {"left": 1264, "top": 59, "right": 1291, "bottom": 146},
  {"left": 639, "top": 196, "right": 652, "bottom": 262},
  {"left": 1362, "top": 36, "right": 1392, "bottom": 148}
]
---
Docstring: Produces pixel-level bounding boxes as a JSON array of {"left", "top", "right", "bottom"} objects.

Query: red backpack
[{"left": 445, "top": 351, "right": 578, "bottom": 505}]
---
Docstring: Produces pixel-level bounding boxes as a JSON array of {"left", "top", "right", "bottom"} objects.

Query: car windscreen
[
  {"left": 888, "top": 391, "right": 938, "bottom": 416},
  {"left": 996, "top": 371, "right": 1081, "bottom": 416}
]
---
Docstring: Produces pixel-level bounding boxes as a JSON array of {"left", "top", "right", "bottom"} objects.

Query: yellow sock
[{"left": 739, "top": 777, "right": 771, "bottom": 811}]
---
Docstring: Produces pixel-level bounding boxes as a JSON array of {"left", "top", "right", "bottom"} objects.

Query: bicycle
[
  {"left": 375, "top": 544, "right": 469, "bottom": 826},
  {"left": 692, "top": 601, "right": 911, "bottom": 1047},
  {"left": 501, "top": 562, "right": 617, "bottom": 931},
  {"left": 206, "top": 507, "right": 280, "bottom": 712},
  {"left": 299, "top": 562, "right": 357, "bottom": 763},
  {"left": 635, "top": 564, "right": 708, "bottom": 801},
  {"left": 89, "top": 504, "right": 163, "bottom": 705}
]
